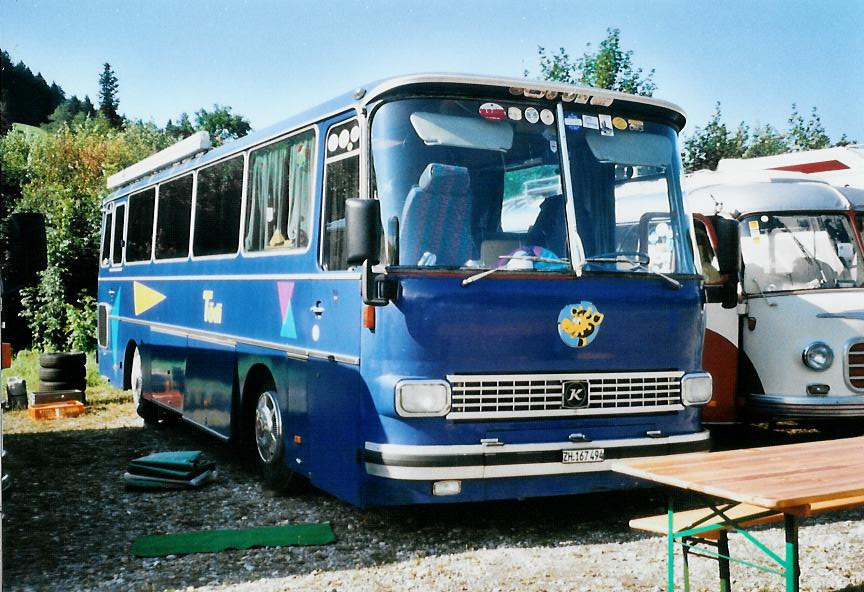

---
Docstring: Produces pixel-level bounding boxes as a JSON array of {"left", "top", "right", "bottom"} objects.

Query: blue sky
[{"left": 3, "top": 0, "right": 863, "bottom": 143}]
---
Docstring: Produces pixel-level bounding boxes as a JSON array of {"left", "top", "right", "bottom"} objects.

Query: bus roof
[
  {"left": 686, "top": 176, "right": 850, "bottom": 217},
  {"left": 104, "top": 73, "right": 687, "bottom": 203}
]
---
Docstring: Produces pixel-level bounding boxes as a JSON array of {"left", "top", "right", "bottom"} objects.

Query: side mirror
[
  {"left": 5, "top": 212, "right": 47, "bottom": 293},
  {"left": 711, "top": 216, "right": 740, "bottom": 276},
  {"left": 345, "top": 198, "right": 381, "bottom": 266}
]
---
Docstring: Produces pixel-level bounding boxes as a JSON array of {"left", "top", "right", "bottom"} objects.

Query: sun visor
[
  {"left": 585, "top": 129, "right": 673, "bottom": 167},
  {"left": 410, "top": 112, "right": 514, "bottom": 152}
]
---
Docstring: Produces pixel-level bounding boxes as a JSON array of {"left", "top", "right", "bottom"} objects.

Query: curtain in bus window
[
  {"left": 245, "top": 132, "right": 313, "bottom": 252},
  {"left": 569, "top": 140, "right": 615, "bottom": 255}
]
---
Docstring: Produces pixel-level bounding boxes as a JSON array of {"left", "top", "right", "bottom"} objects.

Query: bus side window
[
  {"left": 245, "top": 129, "right": 315, "bottom": 252},
  {"left": 126, "top": 188, "right": 156, "bottom": 262},
  {"left": 155, "top": 174, "right": 193, "bottom": 260},
  {"left": 694, "top": 219, "right": 720, "bottom": 283},
  {"left": 322, "top": 119, "right": 360, "bottom": 270},
  {"left": 194, "top": 156, "right": 244, "bottom": 257},
  {"left": 100, "top": 209, "right": 113, "bottom": 267},
  {"left": 112, "top": 203, "right": 126, "bottom": 266}
]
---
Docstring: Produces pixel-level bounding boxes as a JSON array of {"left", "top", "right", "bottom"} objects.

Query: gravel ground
[{"left": 2, "top": 402, "right": 864, "bottom": 592}]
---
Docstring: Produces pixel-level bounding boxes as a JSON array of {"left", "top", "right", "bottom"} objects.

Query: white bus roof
[{"left": 717, "top": 145, "right": 864, "bottom": 188}]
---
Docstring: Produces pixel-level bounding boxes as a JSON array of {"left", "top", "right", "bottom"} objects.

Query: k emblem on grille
[{"left": 562, "top": 381, "right": 590, "bottom": 408}]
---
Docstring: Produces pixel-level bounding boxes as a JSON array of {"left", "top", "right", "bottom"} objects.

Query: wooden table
[{"left": 612, "top": 436, "right": 864, "bottom": 591}]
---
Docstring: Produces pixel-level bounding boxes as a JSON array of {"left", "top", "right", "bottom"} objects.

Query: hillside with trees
[{"left": 1, "top": 50, "right": 251, "bottom": 351}]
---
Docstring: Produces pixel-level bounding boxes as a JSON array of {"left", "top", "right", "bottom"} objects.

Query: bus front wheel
[{"left": 253, "top": 389, "right": 294, "bottom": 492}]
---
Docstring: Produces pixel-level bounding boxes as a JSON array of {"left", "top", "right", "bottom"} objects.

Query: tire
[
  {"left": 39, "top": 352, "right": 87, "bottom": 370},
  {"left": 38, "top": 380, "right": 86, "bottom": 393},
  {"left": 252, "top": 389, "right": 295, "bottom": 492},
  {"left": 38, "top": 366, "right": 86, "bottom": 382},
  {"left": 129, "top": 346, "right": 158, "bottom": 426}
]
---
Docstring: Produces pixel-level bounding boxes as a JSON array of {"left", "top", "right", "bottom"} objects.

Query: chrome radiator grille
[{"left": 446, "top": 371, "right": 684, "bottom": 419}]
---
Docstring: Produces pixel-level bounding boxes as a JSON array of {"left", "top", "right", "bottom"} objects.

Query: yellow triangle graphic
[{"left": 133, "top": 281, "right": 167, "bottom": 316}]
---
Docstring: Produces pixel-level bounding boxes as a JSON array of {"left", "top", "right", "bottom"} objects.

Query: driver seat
[{"left": 400, "top": 163, "right": 474, "bottom": 266}]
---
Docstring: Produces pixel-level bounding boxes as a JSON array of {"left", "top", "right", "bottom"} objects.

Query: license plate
[{"left": 562, "top": 448, "right": 605, "bottom": 464}]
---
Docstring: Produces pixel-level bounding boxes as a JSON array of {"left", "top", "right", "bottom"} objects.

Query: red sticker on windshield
[{"left": 479, "top": 103, "right": 506, "bottom": 121}]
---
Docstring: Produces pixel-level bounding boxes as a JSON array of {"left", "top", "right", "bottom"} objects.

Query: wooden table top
[{"left": 612, "top": 436, "right": 864, "bottom": 512}]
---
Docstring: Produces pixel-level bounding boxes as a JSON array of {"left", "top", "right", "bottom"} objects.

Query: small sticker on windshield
[
  {"left": 479, "top": 103, "right": 506, "bottom": 121},
  {"left": 508, "top": 107, "right": 523, "bottom": 121},
  {"left": 599, "top": 114, "right": 614, "bottom": 136},
  {"left": 525, "top": 107, "right": 540, "bottom": 124},
  {"left": 582, "top": 114, "right": 599, "bottom": 129},
  {"left": 564, "top": 114, "right": 582, "bottom": 128},
  {"left": 628, "top": 119, "right": 644, "bottom": 132},
  {"left": 749, "top": 220, "right": 761, "bottom": 234},
  {"left": 540, "top": 109, "right": 555, "bottom": 125},
  {"left": 612, "top": 117, "right": 627, "bottom": 130},
  {"left": 550, "top": 139, "right": 558, "bottom": 153}
]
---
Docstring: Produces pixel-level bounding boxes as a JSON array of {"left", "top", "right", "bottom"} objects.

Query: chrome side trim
[
  {"left": 818, "top": 312, "right": 864, "bottom": 321},
  {"left": 114, "top": 315, "right": 360, "bottom": 365},
  {"left": 99, "top": 272, "right": 361, "bottom": 282}
]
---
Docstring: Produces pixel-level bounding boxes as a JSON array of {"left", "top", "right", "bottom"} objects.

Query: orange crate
[{"left": 28, "top": 400, "right": 85, "bottom": 420}]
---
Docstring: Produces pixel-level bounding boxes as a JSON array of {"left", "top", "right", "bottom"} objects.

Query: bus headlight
[
  {"left": 681, "top": 372, "right": 713, "bottom": 406},
  {"left": 395, "top": 380, "right": 451, "bottom": 417},
  {"left": 802, "top": 342, "right": 833, "bottom": 371}
]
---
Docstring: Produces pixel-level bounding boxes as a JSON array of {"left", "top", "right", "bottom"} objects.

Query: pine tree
[{"left": 98, "top": 63, "right": 121, "bottom": 127}]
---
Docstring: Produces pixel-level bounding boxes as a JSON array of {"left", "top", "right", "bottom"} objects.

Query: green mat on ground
[{"left": 130, "top": 522, "right": 335, "bottom": 557}]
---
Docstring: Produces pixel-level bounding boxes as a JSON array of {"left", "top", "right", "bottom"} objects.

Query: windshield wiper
[
  {"left": 774, "top": 219, "right": 829, "bottom": 286},
  {"left": 583, "top": 252, "right": 681, "bottom": 289},
  {"left": 462, "top": 254, "right": 571, "bottom": 287}
]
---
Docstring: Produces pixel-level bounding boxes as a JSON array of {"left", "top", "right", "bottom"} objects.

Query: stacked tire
[{"left": 39, "top": 352, "right": 87, "bottom": 401}]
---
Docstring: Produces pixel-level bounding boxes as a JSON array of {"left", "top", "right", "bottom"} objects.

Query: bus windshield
[
  {"left": 371, "top": 98, "right": 692, "bottom": 274},
  {"left": 739, "top": 212, "right": 864, "bottom": 292}
]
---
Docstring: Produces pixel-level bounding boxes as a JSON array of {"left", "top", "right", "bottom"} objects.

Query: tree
[
  {"left": 743, "top": 123, "right": 789, "bottom": 159},
  {"left": 787, "top": 104, "right": 830, "bottom": 152},
  {"left": 536, "top": 28, "right": 656, "bottom": 96},
  {"left": 165, "top": 112, "right": 195, "bottom": 139},
  {"left": 1, "top": 117, "right": 174, "bottom": 350},
  {"left": 682, "top": 103, "right": 748, "bottom": 172},
  {"left": 0, "top": 50, "right": 67, "bottom": 133},
  {"left": 98, "top": 63, "right": 121, "bottom": 128},
  {"left": 194, "top": 104, "right": 251, "bottom": 146}
]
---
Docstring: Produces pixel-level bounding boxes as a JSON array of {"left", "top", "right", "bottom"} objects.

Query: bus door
[{"left": 695, "top": 215, "right": 740, "bottom": 422}]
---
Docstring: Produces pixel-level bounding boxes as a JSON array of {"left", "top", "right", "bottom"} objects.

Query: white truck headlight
[
  {"left": 802, "top": 342, "right": 833, "bottom": 371},
  {"left": 395, "top": 380, "right": 451, "bottom": 417},
  {"left": 681, "top": 372, "right": 713, "bottom": 406}
]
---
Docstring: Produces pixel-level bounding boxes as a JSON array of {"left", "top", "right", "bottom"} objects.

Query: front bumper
[
  {"left": 748, "top": 393, "right": 864, "bottom": 418},
  {"left": 364, "top": 430, "right": 711, "bottom": 481}
]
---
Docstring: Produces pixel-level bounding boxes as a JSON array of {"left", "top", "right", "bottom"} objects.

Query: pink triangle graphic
[{"left": 277, "top": 281, "right": 294, "bottom": 321}]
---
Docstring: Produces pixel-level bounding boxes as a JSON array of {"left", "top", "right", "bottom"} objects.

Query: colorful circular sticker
[
  {"left": 479, "top": 102, "right": 506, "bottom": 121},
  {"left": 540, "top": 109, "right": 555, "bottom": 125},
  {"left": 327, "top": 133, "right": 339, "bottom": 153},
  {"left": 524, "top": 107, "right": 540, "bottom": 124},
  {"left": 558, "top": 301, "right": 604, "bottom": 348},
  {"left": 508, "top": 106, "right": 523, "bottom": 121},
  {"left": 612, "top": 117, "right": 627, "bottom": 130}
]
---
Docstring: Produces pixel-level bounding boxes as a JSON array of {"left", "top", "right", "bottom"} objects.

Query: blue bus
[{"left": 97, "top": 74, "right": 718, "bottom": 507}]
